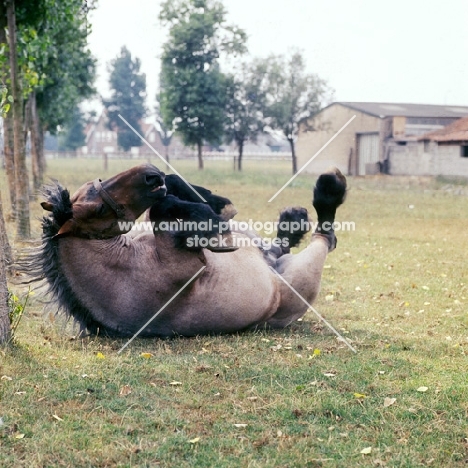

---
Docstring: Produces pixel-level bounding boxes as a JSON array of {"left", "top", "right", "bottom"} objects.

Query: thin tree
[
  {"left": 0, "top": 191, "right": 11, "bottom": 345},
  {"left": 224, "top": 61, "right": 267, "bottom": 171},
  {"left": 103, "top": 46, "right": 146, "bottom": 152},
  {"left": 155, "top": 83, "right": 175, "bottom": 165},
  {"left": 261, "top": 51, "right": 331, "bottom": 174},
  {"left": 5, "top": 0, "right": 30, "bottom": 238},
  {"left": 159, "top": 0, "right": 246, "bottom": 169}
]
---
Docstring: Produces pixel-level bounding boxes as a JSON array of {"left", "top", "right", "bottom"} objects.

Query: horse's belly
[{"left": 154, "top": 248, "right": 280, "bottom": 336}]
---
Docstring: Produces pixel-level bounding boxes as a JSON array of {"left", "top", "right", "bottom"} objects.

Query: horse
[{"left": 25, "top": 163, "right": 347, "bottom": 338}]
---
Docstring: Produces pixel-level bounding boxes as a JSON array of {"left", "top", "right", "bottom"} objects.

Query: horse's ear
[
  {"left": 41, "top": 202, "right": 54, "bottom": 212},
  {"left": 56, "top": 219, "right": 75, "bottom": 237}
]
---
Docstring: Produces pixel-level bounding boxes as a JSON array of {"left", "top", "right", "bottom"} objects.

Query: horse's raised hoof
[
  {"left": 313, "top": 167, "right": 347, "bottom": 213},
  {"left": 312, "top": 167, "right": 347, "bottom": 252}
]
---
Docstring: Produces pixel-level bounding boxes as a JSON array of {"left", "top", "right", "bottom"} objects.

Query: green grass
[{"left": 1, "top": 158, "right": 468, "bottom": 467}]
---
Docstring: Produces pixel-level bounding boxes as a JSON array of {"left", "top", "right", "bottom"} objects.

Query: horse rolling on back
[{"left": 26, "top": 164, "right": 347, "bottom": 338}]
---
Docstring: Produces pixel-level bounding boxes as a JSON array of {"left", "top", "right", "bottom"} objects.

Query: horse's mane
[{"left": 19, "top": 182, "right": 110, "bottom": 336}]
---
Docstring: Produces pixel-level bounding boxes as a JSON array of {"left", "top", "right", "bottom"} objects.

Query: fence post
[
  {"left": 103, "top": 153, "right": 108, "bottom": 171},
  {"left": 233, "top": 156, "right": 237, "bottom": 170}
]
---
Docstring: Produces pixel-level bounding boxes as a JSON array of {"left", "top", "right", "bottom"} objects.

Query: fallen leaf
[
  {"left": 189, "top": 437, "right": 200, "bottom": 444},
  {"left": 140, "top": 352, "right": 153, "bottom": 358},
  {"left": 354, "top": 393, "right": 367, "bottom": 399},
  {"left": 323, "top": 372, "right": 336, "bottom": 377},
  {"left": 360, "top": 446, "right": 372, "bottom": 454},
  {"left": 52, "top": 414, "right": 63, "bottom": 422},
  {"left": 169, "top": 381, "right": 182, "bottom": 386},
  {"left": 14, "top": 433, "right": 25, "bottom": 439},
  {"left": 119, "top": 385, "right": 132, "bottom": 396},
  {"left": 233, "top": 424, "right": 248, "bottom": 428},
  {"left": 384, "top": 397, "right": 396, "bottom": 407},
  {"left": 417, "top": 386, "right": 428, "bottom": 392},
  {"left": 1, "top": 375, "right": 12, "bottom": 381}
]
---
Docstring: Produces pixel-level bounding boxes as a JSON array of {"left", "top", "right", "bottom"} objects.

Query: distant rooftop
[
  {"left": 337, "top": 102, "right": 468, "bottom": 119},
  {"left": 419, "top": 116, "right": 468, "bottom": 142}
]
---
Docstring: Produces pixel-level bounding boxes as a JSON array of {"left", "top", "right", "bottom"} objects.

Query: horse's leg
[
  {"left": 265, "top": 168, "right": 347, "bottom": 328},
  {"left": 149, "top": 195, "right": 237, "bottom": 252},
  {"left": 165, "top": 174, "right": 238, "bottom": 220}
]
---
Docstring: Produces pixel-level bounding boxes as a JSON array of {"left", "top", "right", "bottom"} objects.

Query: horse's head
[{"left": 42, "top": 164, "right": 166, "bottom": 239}]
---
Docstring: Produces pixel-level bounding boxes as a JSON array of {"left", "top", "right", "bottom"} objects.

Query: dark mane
[{"left": 19, "top": 182, "right": 112, "bottom": 336}]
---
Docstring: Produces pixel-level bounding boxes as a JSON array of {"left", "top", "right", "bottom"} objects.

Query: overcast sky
[{"left": 87, "top": 0, "right": 468, "bottom": 115}]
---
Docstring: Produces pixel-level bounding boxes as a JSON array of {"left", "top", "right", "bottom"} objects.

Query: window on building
[{"left": 461, "top": 146, "right": 468, "bottom": 158}]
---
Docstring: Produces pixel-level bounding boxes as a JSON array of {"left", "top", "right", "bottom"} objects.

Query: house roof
[
  {"left": 337, "top": 102, "right": 468, "bottom": 119},
  {"left": 418, "top": 116, "right": 468, "bottom": 142}
]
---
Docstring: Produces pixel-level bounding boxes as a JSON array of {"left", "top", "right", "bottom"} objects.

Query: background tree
[
  {"left": 155, "top": 96, "right": 174, "bottom": 165},
  {"left": 261, "top": 51, "right": 331, "bottom": 174},
  {"left": 0, "top": 15, "right": 16, "bottom": 220},
  {"left": 1, "top": 0, "right": 96, "bottom": 227},
  {"left": 4, "top": 0, "right": 30, "bottom": 238},
  {"left": 155, "top": 72, "right": 177, "bottom": 165},
  {"left": 31, "top": 0, "right": 95, "bottom": 190},
  {"left": 224, "top": 61, "right": 267, "bottom": 171},
  {"left": 159, "top": 0, "right": 246, "bottom": 169},
  {"left": 103, "top": 46, "right": 146, "bottom": 152}
]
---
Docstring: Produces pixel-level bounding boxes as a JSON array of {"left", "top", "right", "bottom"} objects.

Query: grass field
[{"left": 1, "top": 157, "right": 468, "bottom": 467}]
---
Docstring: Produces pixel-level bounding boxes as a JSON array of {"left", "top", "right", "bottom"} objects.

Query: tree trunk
[
  {"left": 289, "top": 138, "right": 297, "bottom": 175},
  {"left": 7, "top": 0, "right": 30, "bottom": 239},
  {"left": 237, "top": 140, "right": 244, "bottom": 171},
  {"left": 3, "top": 112, "right": 16, "bottom": 219},
  {"left": 0, "top": 193, "right": 11, "bottom": 345},
  {"left": 30, "top": 92, "right": 44, "bottom": 194},
  {"left": 0, "top": 192, "right": 13, "bottom": 275},
  {"left": 0, "top": 7, "right": 16, "bottom": 220},
  {"left": 164, "top": 144, "right": 170, "bottom": 165},
  {"left": 196, "top": 141, "right": 204, "bottom": 170}
]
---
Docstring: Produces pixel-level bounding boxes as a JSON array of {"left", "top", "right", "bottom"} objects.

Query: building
[
  {"left": 397, "top": 116, "right": 468, "bottom": 177},
  {"left": 82, "top": 111, "right": 186, "bottom": 158},
  {"left": 296, "top": 102, "right": 468, "bottom": 175}
]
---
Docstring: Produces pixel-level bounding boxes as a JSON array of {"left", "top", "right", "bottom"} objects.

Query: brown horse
[{"left": 27, "top": 164, "right": 346, "bottom": 338}]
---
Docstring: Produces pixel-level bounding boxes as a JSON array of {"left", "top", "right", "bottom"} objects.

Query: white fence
[{"left": 45, "top": 150, "right": 292, "bottom": 162}]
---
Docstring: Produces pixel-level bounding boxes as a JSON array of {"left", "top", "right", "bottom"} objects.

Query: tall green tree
[
  {"left": 224, "top": 60, "right": 268, "bottom": 171},
  {"left": 261, "top": 51, "right": 331, "bottom": 174},
  {"left": 159, "top": 0, "right": 246, "bottom": 169},
  {"left": 1, "top": 0, "right": 96, "bottom": 229},
  {"left": 155, "top": 92, "right": 174, "bottom": 164},
  {"left": 5, "top": 0, "right": 30, "bottom": 238},
  {"left": 33, "top": 0, "right": 96, "bottom": 189},
  {"left": 103, "top": 46, "right": 146, "bottom": 152}
]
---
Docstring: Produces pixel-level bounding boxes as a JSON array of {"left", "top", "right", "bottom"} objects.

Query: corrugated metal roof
[
  {"left": 337, "top": 102, "right": 468, "bottom": 118},
  {"left": 419, "top": 116, "right": 468, "bottom": 142}
]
